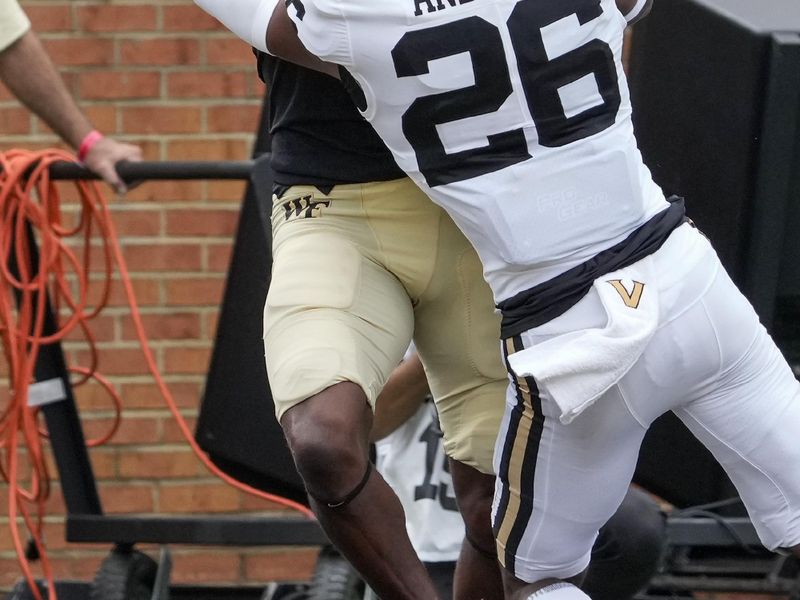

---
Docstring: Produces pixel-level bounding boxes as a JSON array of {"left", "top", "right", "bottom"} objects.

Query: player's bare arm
[{"left": 370, "top": 352, "right": 431, "bottom": 442}]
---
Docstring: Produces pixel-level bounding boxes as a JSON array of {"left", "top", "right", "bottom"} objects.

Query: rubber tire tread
[
  {"left": 89, "top": 548, "right": 157, "bottom": 600},
  {"left": 307, "top": 546, "right": 364, "bottom": 600}
]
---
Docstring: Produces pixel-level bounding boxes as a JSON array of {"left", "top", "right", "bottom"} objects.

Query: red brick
[
  {"left": 0, "top": 140, "right": 54, "bottom": 153},
  {"left": 107, "top": 209, "right": 161, "bottom": 236},
  {"left": 120, "top": 38, "right": 201, "bottom": 66},
  {"left": 122, "top": 105, "right": 202, "bottom": 134},
  {"left": 121, "top": 243, "right": 203, "bottom": 271},
  {"left": 25, "top": 5, "right": 72, "bottom": 31},
  {"left": 158, "top": 481, "right": 240, "bottom": 513},
  {"left": 207, "top": 243, "right": 234, "bottom": 272},
  {"left": 124, "top": 180, "right": 204, "bottom": 203},
  {"left": 0, "top": 521, "right": 22, "bottom": 552},
  {"left": 167, "top": 138, "right": 251, "bottom": 161},
  {"left": 160, "top": 415, "right": 198, "bottom": 443},
  {"left": 79, "top": 71, "right": 161, "bottom": 100},
  {"left": 62, "top": 313, "right": 116, "bottom": 343},
  {"left": 163, "top": 346, "right": 212, "bottom": 374},
  {"left": 96, "top": 416, "right": 161, "bottom": 446},
  {"left": 99, "top": 483, "right": 155, "bottom": 513},
  {"left": 0, "top": 557, "right": 26, "bottom": 586},
  {"left": 167, "top": 71, "right": 250, "bottom": 99},
  {"left": 72, "top": 347, "right": 150, "bottom": 376},
  {"left": 88, "top": 450, "right": 117, "bottom": 479},
  {"left": 164, "top": 277, "right": 225, "bottom": 306},
  {"left": 207, "top": 180, "right": 249, "bottom": 202},
  {"left": 45, "top": 553, "right": 105, "bottom": 581},
  {"left": 0, "top": 107, "right": 32, "bottom": 135},
  {"left": 163, "top": 5, "right": 227, "bottom": 31},
  {"left": 76, "top": 6, "right": 157, "bottom": 32},
  {"left": 251, "top": 77, "right": 267, "bottom": 97},
  {"left": 204, "top": 311, "right": 220, "bottom": 338},
  {"left": 207, "top": 105, "right": 261, "bottom": 133},
  {"left": 119, "top": 381, "right": 201, "bottom": 410},
  {"left": 43, "top": 483, "right": 68, "bottom": 516},
  {"left": 105, "top": 277, "right": 161, "bottom": 308},
  {"left": 166, "top": 209, "right": 238, "bottom": 236},
  {"left": 0, "top": 81, "right": 15, "bottom": 101},
  {"left": 240, "top": 492, "right": 306, "bottom": 513},
  {"left": 121, "top": 312, "right": 202, "bottom": 341},
  {"left": 243, "top": 548, "right": 319, "bottom": 581},
  {"left": 39, "top": 520, "right": 108, "bottom": 552},
  {"left": 75, "top": 380, "right": 118, "bottom": 411},
  {"left": 206, "top": 38, "right": 257, "bottom": 66},
  {"left": 82, "top": 105, "right": 118, "bottom": 134},
  {"left": 42, "top": 38, "right": 115, "bottom": 67},
  {"left": 120, "top": 138, "right": 162, "bottom": 161},
  {"left": 117, "top": 448, "right": 202, "bottom": 479},
  {"left": 170, "top": 550, "right": 241, "bottom": 583}
]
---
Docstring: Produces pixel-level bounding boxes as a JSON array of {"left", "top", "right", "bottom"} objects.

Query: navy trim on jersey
[{"left": 498, "top": 197, "right": 686, "bottom": 339}]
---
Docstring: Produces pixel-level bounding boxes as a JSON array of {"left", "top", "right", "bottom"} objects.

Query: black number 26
[{"left": 391, "top": 0, "right": 621, "bottom": 187}]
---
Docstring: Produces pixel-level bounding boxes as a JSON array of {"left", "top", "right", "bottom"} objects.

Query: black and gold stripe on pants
[{"left": 492, "top": 334, "right": 545, "bottom": 573}]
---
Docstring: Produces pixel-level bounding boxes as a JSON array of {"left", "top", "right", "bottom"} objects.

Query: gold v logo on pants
[{"left": 607, "top": 280, "right": 645, "bottom": 309}]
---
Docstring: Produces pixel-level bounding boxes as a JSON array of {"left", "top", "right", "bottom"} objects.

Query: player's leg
[
  {"left": 449, "top": 458, "right": 504, "bottom": 600},
  {"left": 581, "top": 486, "right": 666, "bottom": 600},
  {"left": 669, "top": 262, "right": 800, "bottom": 558},
  {"left": 494, "top": 324, "right": 649, "bottom": 600},
  {"left": 265, "top": 183, "right": 438, "bottom": 599},
  {"left": 410, "top": 202, "right": 507, "bottom": 600},
  {"left": 424, "top": 560, "right": 458, "bottom": 600}
]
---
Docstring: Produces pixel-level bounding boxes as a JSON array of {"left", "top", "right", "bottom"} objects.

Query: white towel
[{"left": 507, "top": 256, "right": 659, "bottom": 424}]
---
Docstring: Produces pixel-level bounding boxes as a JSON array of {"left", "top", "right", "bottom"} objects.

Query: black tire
[
  {"left": 307, "top": 546, "right": 365, "bottom": 600},
  {"left": 89, "top": 547, "right": 158, "bottom": 600}
]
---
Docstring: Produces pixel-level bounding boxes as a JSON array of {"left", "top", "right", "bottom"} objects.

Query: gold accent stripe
[{"left": 495, "top": 337, "right": 535, "bottom": 564}]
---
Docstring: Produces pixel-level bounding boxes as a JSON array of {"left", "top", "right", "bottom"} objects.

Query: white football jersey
[
  {"left": 375, "top": 400, "right": 464, "bottom": 562},
  {"left": 286, "top": 0, "right": 668, "bottom": 302}
]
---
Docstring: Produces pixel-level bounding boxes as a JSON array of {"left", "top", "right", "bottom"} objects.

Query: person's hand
[{"left": 82, "top": 136, "right": 143, "bottom": 194}]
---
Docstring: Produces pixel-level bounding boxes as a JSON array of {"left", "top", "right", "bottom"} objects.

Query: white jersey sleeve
[
  {"left": 193, "top": 0, "right": 277, "bottom": 53},
  {"left": 0, "top": 0, "right": 30, "bottom": 52},
  {"left": 284, "top": 0, "right": 353, "bottom": 65},
  {"left": 622, "top": 0, "right": 650, "bottom": 22}
]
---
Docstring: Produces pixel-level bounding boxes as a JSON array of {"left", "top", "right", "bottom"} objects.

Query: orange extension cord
[{"left": 0, "top": 149, "right": 315, "bottom": 600}]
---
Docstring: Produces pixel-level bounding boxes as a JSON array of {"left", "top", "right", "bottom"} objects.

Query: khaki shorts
[{"left": 264, "top": 177, "right": 506, "bottom": 473}]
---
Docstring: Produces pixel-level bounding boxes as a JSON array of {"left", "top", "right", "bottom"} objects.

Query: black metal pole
[
  {"left": 47, "top": 160, "right": 256, "bottom": 182},
  {"left": 7, "top": 223, "right": 103, "bottom": 516}
]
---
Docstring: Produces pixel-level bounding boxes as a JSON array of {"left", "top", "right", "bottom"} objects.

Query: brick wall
[{"left": 0, "top": 0, "right": 319, "bottom": 593}]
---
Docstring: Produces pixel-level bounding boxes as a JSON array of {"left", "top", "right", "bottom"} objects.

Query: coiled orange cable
[{"left": 0, "top": 149, "right": 315, "bottom": 600}]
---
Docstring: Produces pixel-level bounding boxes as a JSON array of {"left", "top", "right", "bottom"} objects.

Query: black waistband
[{"left": 498, "top": 197, "right": 687, "bottom": 339}]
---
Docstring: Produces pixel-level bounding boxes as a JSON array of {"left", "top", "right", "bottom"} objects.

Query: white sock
[{"left": 526, "top": 582, "right": 591, "bottom": 599}]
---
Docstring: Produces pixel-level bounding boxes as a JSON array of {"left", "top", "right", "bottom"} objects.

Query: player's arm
[
  {"left": 193, "top": 0, "right": 338, "bottom": 78},
  {"left": 267, "top": 0, "right": 339, "bottom": 77},
  {"left": 371, "top": 352, "right": 431, "bottom": 442},
  {"left": 616, "top": 0, "right": 653, "bottom": 25}
]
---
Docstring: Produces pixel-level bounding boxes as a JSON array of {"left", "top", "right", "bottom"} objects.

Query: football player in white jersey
[{"left": 195, "top": 0, "right": 800, "bottom": 598}]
